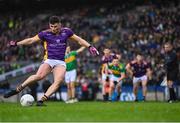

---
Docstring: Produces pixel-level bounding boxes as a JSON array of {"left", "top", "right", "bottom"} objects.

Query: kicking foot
[
  {"left": 36, "top": 100, "right": 46, "bottom": 106},
  {"left": 3, "top": 89, "right": 19, "bottom": 98}
]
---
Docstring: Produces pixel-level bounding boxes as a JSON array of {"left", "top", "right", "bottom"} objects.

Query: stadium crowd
[{"left": 0, "top": 1, "right": 180, "bottom": 88}]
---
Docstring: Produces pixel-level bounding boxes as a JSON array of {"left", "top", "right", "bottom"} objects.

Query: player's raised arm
[
  {"left": 69, "top": 34, "right": 99, "bottom": 56},
  {"left": 8, "top": 35, "right": 40, "bottom": 47}
]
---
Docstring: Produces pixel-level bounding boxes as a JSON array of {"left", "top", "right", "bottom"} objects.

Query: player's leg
[
  {"left": 65, "top": 71, "right": 72, "bottom": 103},
  {"left": 66, "top": 83, "right": 72, "bottom": 103},
  {"left": 116, "top": 81, "right": 122, "bottom": 101},
  {"left": 142, "top": 80, "right": 147, "bottom": 101},
  {"left": 109, "top": 80, "right": 115, "bottom": 101},
  {"left": 102, "top": 74, "right": 108, "bottom": 101},
  {"left": 133, "top": 77, "right": 139, "bottom": 101},
  {"left": 141, "top": 75, "right": 148, "bottom": 101},
  {"left": 112, "top": 76, "right": 121, "bottom": 101},
  {"left": 70, "top": 70, "right": 78, "bottom": 102},
  {"left": 104, "top": 81, "right": 110, "bottom": 101},
  {"left": 102, "top": 80, "right": 108, "bottom": 101},
  {"left": 38, "top": 65, "right": 66, "bottom": 105},
  {"left": 70, "top": 82, "right": 75, "bottom": 98},
  {"left": 167, "top": 71, "right": 177, "bottom": 103},
  {"left": 167, "top": 80, "right": 176, "bottom": 102},
  {"left": 4, "top": 63, "right": 51, "bottom": 98},
  {"left": 70, "top": 82, "right": 78, "bottom": 102},
  {"left": 133, "top": 83, "right": 139, "bottom": 101}
]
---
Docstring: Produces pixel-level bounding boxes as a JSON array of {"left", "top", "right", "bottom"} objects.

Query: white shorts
[
  {"left": 102, "top": 73, "right": 109, "bottom": 81},
  {"left": 133, "top": 75, "right": 147, "bottom": 84},
  {"left": 109, "top": 74, "right": 122, "bottom": 85},
  {"left": 65, "top": 69, "right": 77, "bottom": 83},
  {"left": 43, "top": 59, "right": 66, "bottom": 68}
]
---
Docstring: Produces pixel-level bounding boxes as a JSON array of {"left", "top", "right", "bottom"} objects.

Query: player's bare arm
[
  {"left": 104, "top": 64, "right": 110, "bottom": 75},
  {"left": 76, "top": 46, "right": 86, "bottom": 54},
  {"left": 146, "top": 68, "right": 152, "bottom": 80},
  {"left": 70, "top": 34, "right": 99, "bottom": 55},
  {"left": 70, "top": 34, "right": 91, "bottom": 47},
  {"left": 101, "top": 64, "right": 105, "bottom": 75},
  {"left": 11, "top": 35, "right": 40, "bottom": 46},
  {"left": 126, "top": 63, "right": 133, "bottom": 77},
  {"left": 118, "top": 73, "right": 125, "bottom": 82}
]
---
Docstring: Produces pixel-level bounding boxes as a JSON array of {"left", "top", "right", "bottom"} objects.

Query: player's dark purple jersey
[
  {"left": 38, "top": 27, "right": 73, "bottom": 61},
  {"left": 101, "top": 54, "right": 117, "bottom": 74},
  {"left": 101, "top": 54, "right": 116, "bottom": 64},
  {"left": 130, "top": 60, "right": 150, "bottom": 77}
]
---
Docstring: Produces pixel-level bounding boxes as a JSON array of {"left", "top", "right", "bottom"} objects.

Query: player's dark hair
[
  {"left": 136, "top": 52, "right": 143, "bottom": 56},
  {"left": 49, "top": 16, "right": 60, "bottom": 24},
  {"left": 113, "top": 56, "right": 118, "bottom": 60},
  {"left": 164, "top": 42, "right": 172, "bottom": 46}
]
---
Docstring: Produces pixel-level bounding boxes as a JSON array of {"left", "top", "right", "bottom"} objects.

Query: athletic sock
[
  {"left": 16, "top": 85, "right": 25, "bottom": 92},
  {"left": 103, "top": 95, "right": 106, "bottom": 101},
  {"left": 135, "top": 96, "right": 138, "bottom": 101},
  {"left": 170, "top": 88, "right": 176, "bottom": 100},
  {"left": 41, "top": 95, "right": 48, "bottom": 102},
  {"left": 105, "top": 93, "right": 109, "bottom": 101},
  {"left": 169, "top": 88, "right": 174, "bottom": 100},
  {"left": 117, "top": 93, "right": 120, "bottom": 101},
  {"left": 142, "top": 96, "right": 146, "bottom": 101}
]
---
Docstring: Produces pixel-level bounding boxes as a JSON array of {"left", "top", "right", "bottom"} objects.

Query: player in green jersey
[
  {"left": 65, "top": 46, "right": 85, "bottom": 103},
  {"left": 108, "top": 56, "right": 126, "bottom": 101}
]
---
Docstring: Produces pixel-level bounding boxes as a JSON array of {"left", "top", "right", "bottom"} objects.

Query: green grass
[{"left": 0, "top": 101, "right": 180, "bottom": 122}]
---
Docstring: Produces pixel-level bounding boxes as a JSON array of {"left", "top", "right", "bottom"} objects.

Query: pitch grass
[{"left": 0, "top": 101, "right": 180, "bottom": 122}]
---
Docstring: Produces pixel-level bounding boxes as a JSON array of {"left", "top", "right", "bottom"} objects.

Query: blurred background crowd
[{"left": 0, "top": 0, "right": 180, "bottom": 97}]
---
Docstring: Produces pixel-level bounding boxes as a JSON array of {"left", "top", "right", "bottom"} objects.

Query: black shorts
[{"left": 167, "top": 69, "right": 179, "bottom": 81}]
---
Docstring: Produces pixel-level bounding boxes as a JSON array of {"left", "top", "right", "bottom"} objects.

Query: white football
[{"left": 20, "top": 94, "right": 34, "bottom": 106}]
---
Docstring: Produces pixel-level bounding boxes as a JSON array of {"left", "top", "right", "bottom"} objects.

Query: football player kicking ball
[
  {"left": 65, "top": 46, "right": 85, "bottom": 103},
  {"left": 108, "top": 57, "right": 126, "bottom": 101},
  {"left": 3, "top": 16, "right": 99, "bottom": 106}
]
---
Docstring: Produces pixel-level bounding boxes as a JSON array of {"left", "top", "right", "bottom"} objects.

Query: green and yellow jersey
[
  {"left": 65, "top": 51, "right": 77, "bottom": 71},
  {"left": 108, "top": 63, "right": 126, "bottom": 77}
]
